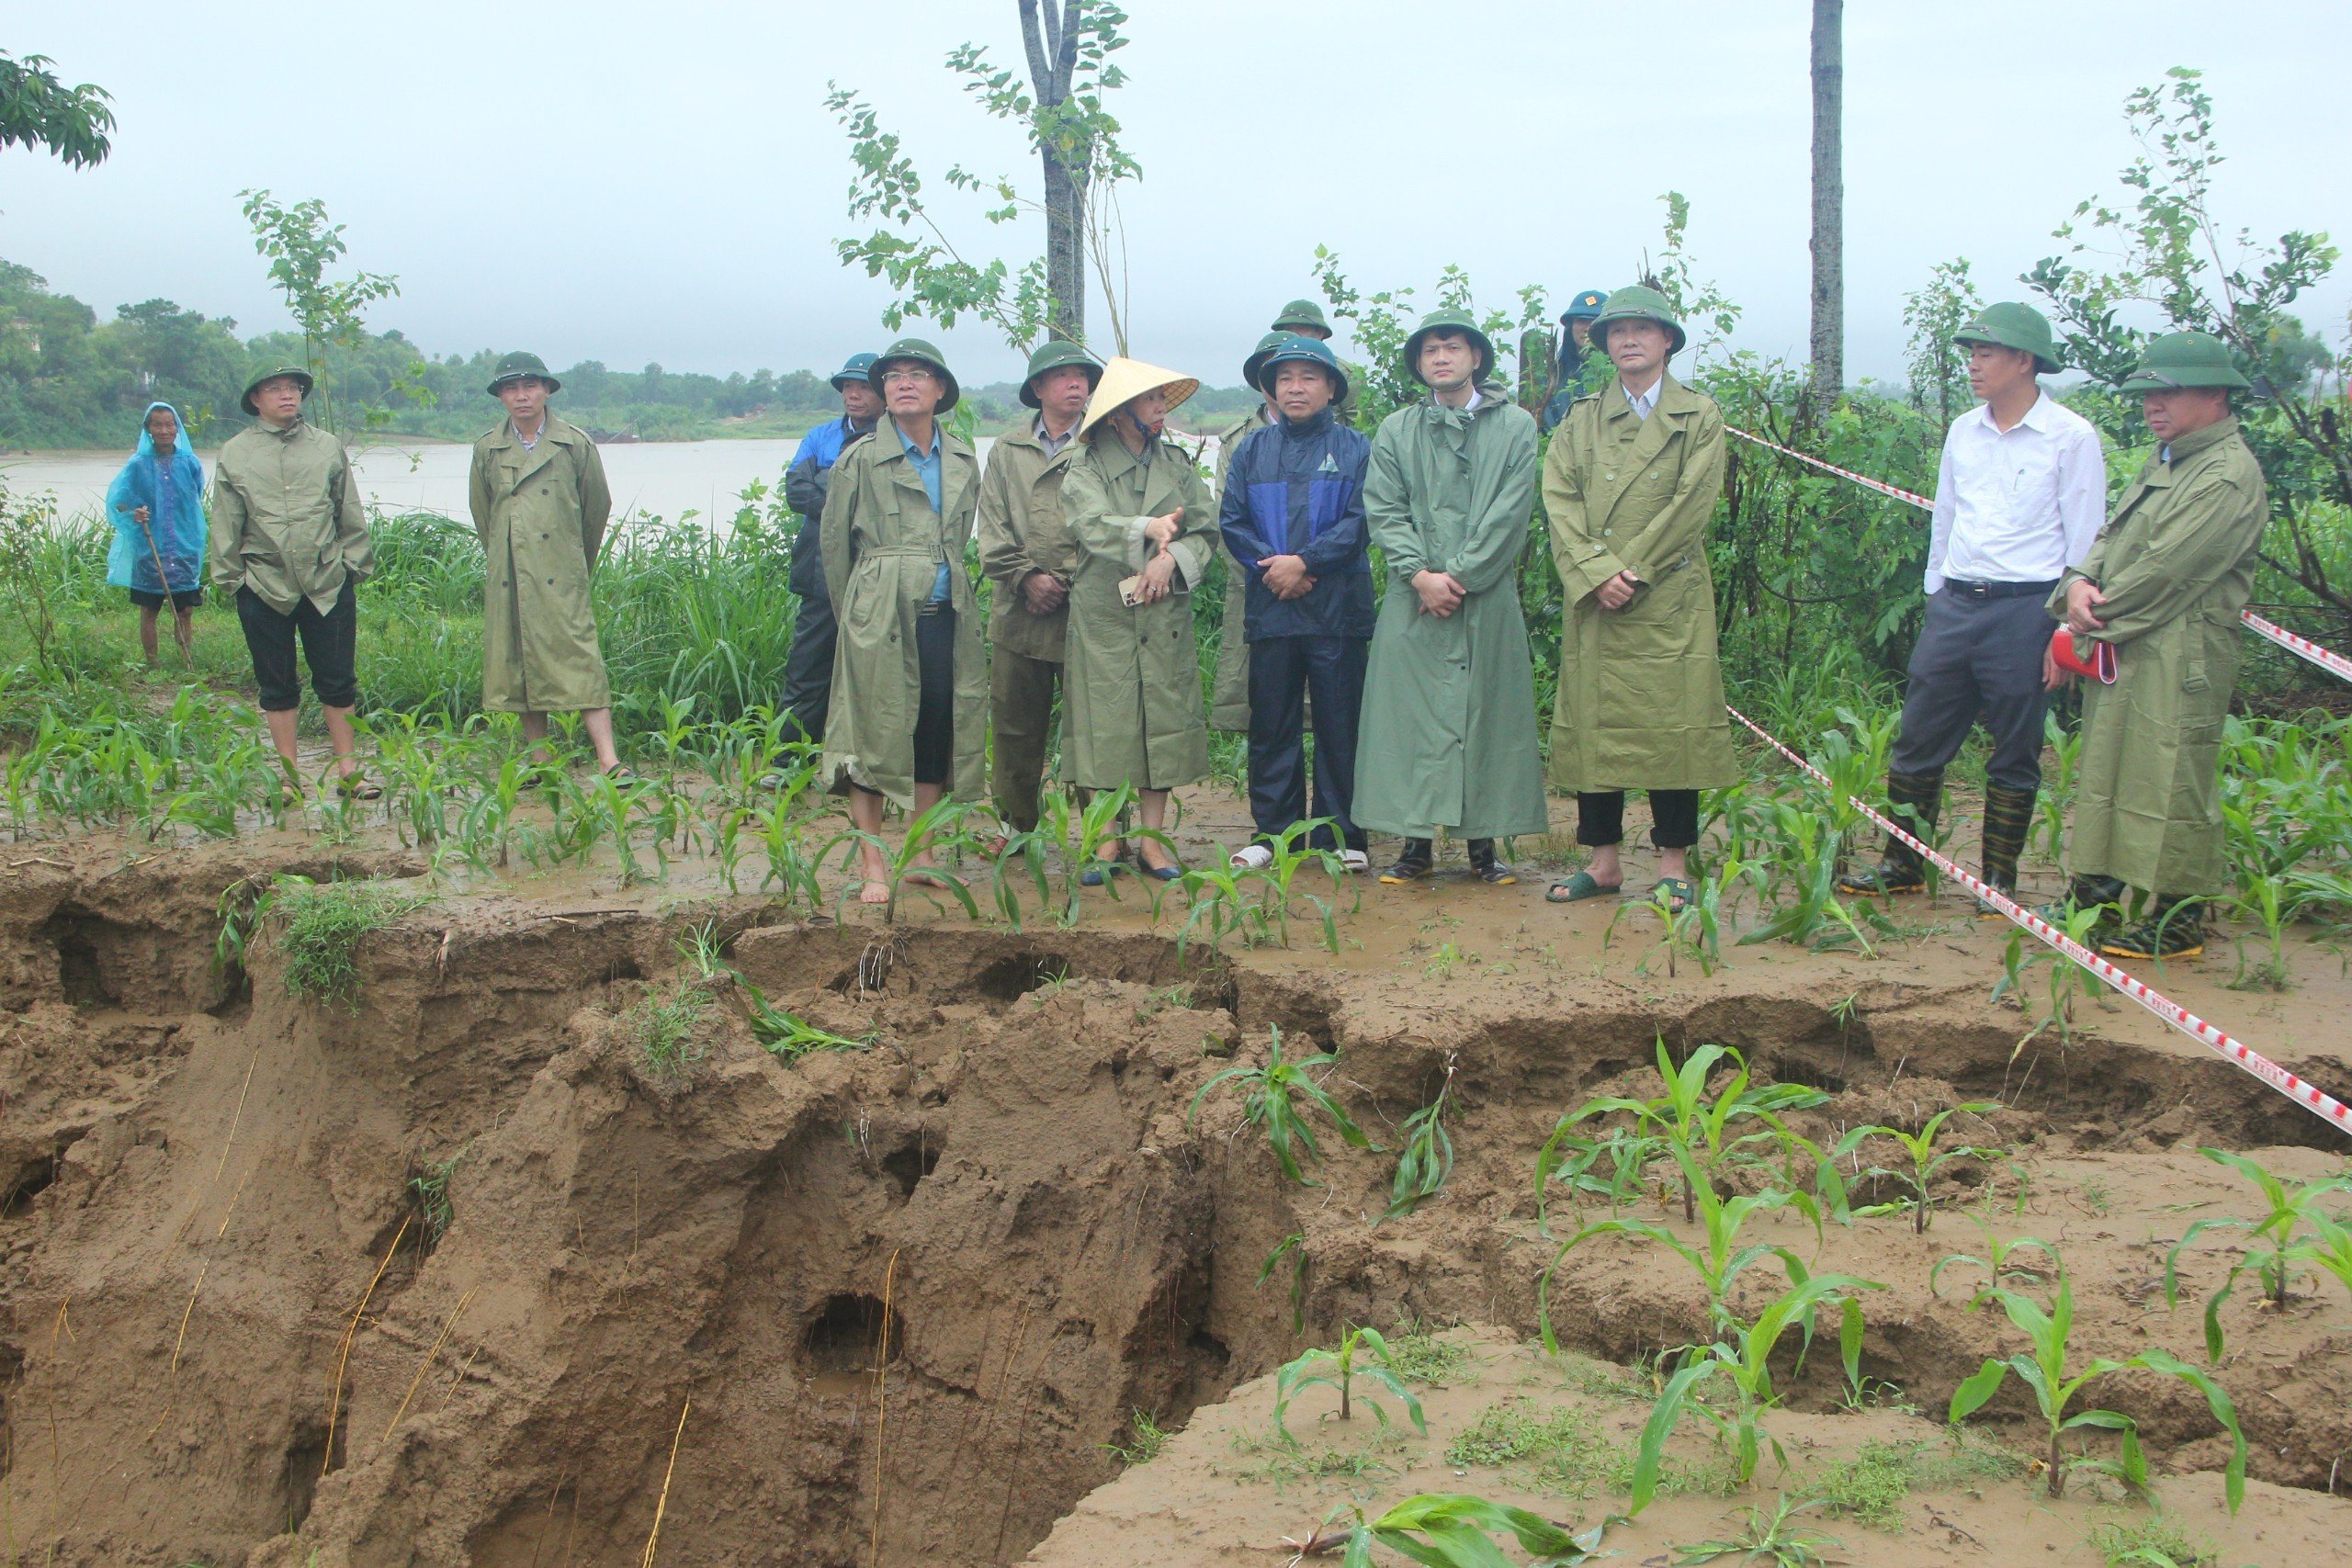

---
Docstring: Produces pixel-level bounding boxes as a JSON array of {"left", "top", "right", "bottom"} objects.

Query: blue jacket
[
  {"left": 1218, "top": 407, "right": 1374, "bottom": 641},
  {"left": 785, "top": 413, "right": 872, "bottom": 523}
]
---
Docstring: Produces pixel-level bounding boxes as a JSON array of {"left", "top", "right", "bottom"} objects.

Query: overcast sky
[{"left": 6, "top": 1, "right": 2347, "bottom": 389}]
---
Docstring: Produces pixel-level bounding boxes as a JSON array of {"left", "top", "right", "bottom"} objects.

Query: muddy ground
[{"left": 2, "top": 785, "right": 2348, "bottom": 1566}]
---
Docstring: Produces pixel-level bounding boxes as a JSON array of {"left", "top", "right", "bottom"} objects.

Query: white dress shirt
[
  {"left": 1623, "top": 376, "right": 1663, "bottom": 419},
  {"left": 1925, "top": 390, "right": 2106, "bottom": 592}
]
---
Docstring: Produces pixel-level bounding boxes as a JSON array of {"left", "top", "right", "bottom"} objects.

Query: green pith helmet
[
  {"left": 240, "top": 365, "right": 313, "bottom": 416},
  {"left": 1019, "top": 340, "right": 1101, "bottom": 408},
  {"left": 1257, "top": 334, "right": 1351, "bottom": 406},
  {"left": 1951, "top": 302, "right": 2063, "bottom": 376},
  {"left": 2117, "top": 330, "right": 2252, "bottom": 393},
  {"left": 1242, "top": 329, "right": 1292, "bottom": 392},
  {"left": 1561, "top": 288, "right": 1609, "bottom": 323},
  {"left": 1400, "top": 309, "right": 1495, "bottom": 387},
  {"left": 486, "top": 350, "right": 561, "bottom": 397},
  {"left": 1588, "top": 285, "right": 1686, "bottom": 356},
  {"left": 1272, "top": 298, "right": 1329, "bottom": 335},
  {"left": 830, "top": 351, "right": 879, "bottom": 391},
  {"left": 868, "top": 336, "right": 960, "bottom": 413}
]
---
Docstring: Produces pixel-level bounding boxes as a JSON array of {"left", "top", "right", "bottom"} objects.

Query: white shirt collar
[
  {"left": 1623, "top": 375, "right": 1664, "bottom": 418},
  {"left": 1968, "top": 389, "right": 2054, "bottom": 435}
]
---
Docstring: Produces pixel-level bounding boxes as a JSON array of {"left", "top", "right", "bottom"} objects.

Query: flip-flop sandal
[
  {"left": 1545, "top": 870, "right": 1623, "bottom": 904},
  {"left": 1229, "top": 844, "right": 1274, "bottom": 871},
  {"left": 334, "top": 774, "right": 383, "bottom": 801},
  {"left": 602, "top": 763, "right": 638, "bottom": 782},
  {"left": 1652, "top": 877, "right": 1697, "bottom": 914},
  {"left": 1340, "top": 849, "right": 1370, "bottom": 874}
]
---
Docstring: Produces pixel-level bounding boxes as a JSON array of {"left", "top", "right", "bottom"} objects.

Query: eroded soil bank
[{"left": 2, "top": 832, "right": 2349, "bottom": 1566}]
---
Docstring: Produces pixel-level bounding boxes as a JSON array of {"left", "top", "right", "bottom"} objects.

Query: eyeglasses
[{"left": 882, "top": 367, "right": 937, "bottom": 386}]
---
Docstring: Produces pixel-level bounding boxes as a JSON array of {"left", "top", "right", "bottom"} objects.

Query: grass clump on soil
[
  {"left": 1226, "top": 1426, "right": 1406, "bottom": 1491},
  {"left": 1383, "top": 1318, "right": 1476, "bottom": 1384},
  {"left": 1444, "top": 1397, "right": 1736, "bottom": 1503},
  {"left": 263, "top": 874, "right": 433, "bottom": 1005},
  {"left": 407, "top": 1146, "right": 466, "bottom": 1248},
  {"left": 1800, "top": 1435, "right": 2025, "bottom": 1529},
  {"left": 2086, "top": 1516, "right": 2218, "bottom": 1568},
  {"left": 1674, "top": 1494, "right": 1839, "bottom": 1566},
  {"left": 632, "top": 979, "right": 709, "bottom": 1081},
  {"left": 1101, "top": 1408, "right": 1169, "bottom": 1467}
]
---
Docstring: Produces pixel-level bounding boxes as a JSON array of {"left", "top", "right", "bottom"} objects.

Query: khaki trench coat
[
  {"left": 974, "top": 422, "right": 1081, "bottom": 661},
  {"left": 1353, "top": 383, "right": 1551, "bottom": 840},
  {"left": 820, "top": 422, "right": 989, "bottom": 806},
  {"left": 1058, "top": 432, "right": 1216, "bottom": 791},
  {"left": 1542, "top": 374, "right": 1739, "bottom": 793},
  {"left": 208, "top": 419, "right": 374, "bottom": 614},
  {"left": 2053, "top": 416, "right": 2267, "bottom": 895},
  {"left": 469, "top": 416, "right": 614, "bottom": 713}
]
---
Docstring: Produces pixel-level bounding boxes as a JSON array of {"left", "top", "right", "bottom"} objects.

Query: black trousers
[
  {"left": 1890, "top": 584, "right": 2058, "bottom": 794},
  {"left": 236, "top": 581, "right": 357, "bottom": 712},
  {"left": 911, "top": 607, "right": 956, "bottom": 787},
  {"left": 1577, "top": 789, "right": 1699, "bottom": 851},
  {"left": 779, "top": 515, "right": 836, "bottom": 741},
  {"left": 1247, "top": 635, "right": 1367, "bottom": 852}
]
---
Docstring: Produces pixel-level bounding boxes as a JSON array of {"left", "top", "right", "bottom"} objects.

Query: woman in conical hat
[{"left": 1057, "top": 358, "right": 1215, "bottom": 881}]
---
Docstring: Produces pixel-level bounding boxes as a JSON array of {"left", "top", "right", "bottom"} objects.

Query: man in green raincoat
[
  {"left": 209, "top": 366, "right": 376, "bottom": 798},
  {"left": 1208, "top": 331, "right": 1286, "bottom": 732},
  {"left": 2051, "top": 331, "right": 2268, "bottom": 960},
  {"left": 469, "top": 352, "right": 622, "bottom": 774},
  {"left": 976, "top": 339, "right": 1099, "bottom": 834},
  {"left": 821, "top": 338, "right": 988, "bottom": 905},
  {"left": 1354, "top": 310, "right": 1549, "bottom": 884},
  {"left": 1542, "top": 286, "right": 1737, "bottom": 912}
]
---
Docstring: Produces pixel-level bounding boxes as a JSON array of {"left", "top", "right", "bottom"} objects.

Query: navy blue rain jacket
[{"left": 1217, "top": 408, "right": 1374, "bottom": 641}]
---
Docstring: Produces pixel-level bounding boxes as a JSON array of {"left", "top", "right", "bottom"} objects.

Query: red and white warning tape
[
  {"left": 1724, "top": 702, "right": 2351, "bottom": 1136},
  {"left": 1725, "top": 426, "right": 2352, "bottom": 689}
]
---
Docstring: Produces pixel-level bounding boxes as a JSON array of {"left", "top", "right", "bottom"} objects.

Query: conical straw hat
[{"left": 1078, "top": 357, "right": 1199, "bottom": 438}]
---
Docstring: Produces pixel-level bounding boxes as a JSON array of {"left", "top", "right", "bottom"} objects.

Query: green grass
[
  {"left": 632, "top": 979, "right": 709, "bottom": 1081},
  {"left": 1443, "top": 1396, "right": 1735, "bottom": 1503},
  {"left": 269, "top": 876, "right": 433, "bottom": 1004},
  {"left": 1383, "top": 1319, "right": 1477, "bottom": 1385},
  {"left": 1226, "top": 1426, "right": 1406, "bottom": 1492},
  {"left": 1800, "top": 1435, "right": 2025, "bottom": 1529},
  {"left": 2086, "top": 1516, "right": 2217, "bottom": 1568},
  {"left": 1101, "top": 1407, "right": 1170, "bottom": 1467},
  {"left": 406, "top": 1147, "right": 465, "bottom": 1248}
]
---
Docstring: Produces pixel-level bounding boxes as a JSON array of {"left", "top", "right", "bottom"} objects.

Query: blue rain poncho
[{"left": 103, "top": 401, "right": 208, "bottom": 595}]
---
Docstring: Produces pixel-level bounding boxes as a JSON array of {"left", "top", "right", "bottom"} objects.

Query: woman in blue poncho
[{"left": 104, "top": 401, "right": 208, "bottom": 666}]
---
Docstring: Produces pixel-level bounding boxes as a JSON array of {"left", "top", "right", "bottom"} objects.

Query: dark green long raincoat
[
  {"left": 1543, "top": 374, "right": 1739, "bottom": 792},
  {"left": 469, "top": 415, "right": 614, "bottom": 713},
  {"left": 2053, "top": 417, "right": 2267, "bottom": 895},
  {"left": 1058, "top": 432, "right": 1216, "bottom": 790},
  {"left": 974, "top": 423, "right": 1082, "bottom": 662},
  {"left": 820, "top": 422, "right": 988, "bottom": 806},
  {"left": 1208, "top": 403, "right": 1274, "bottom": 731},
  {"left": 1353, "top": 381, "right": 1550, "bottom": 840}
]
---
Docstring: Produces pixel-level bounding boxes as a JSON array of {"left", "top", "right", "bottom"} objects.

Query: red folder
[{"left": 2050, "top": 626, "right": 2117, "bottom": 684}]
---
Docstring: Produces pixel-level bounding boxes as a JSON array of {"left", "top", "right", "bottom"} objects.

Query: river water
[{"left": 5, "top": 437, "right": 818, "bottom": 526}]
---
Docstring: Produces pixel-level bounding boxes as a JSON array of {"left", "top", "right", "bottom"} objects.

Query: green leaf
[{"left": 1950, "top": 1357, "right": 2010, "bottom": 1424}]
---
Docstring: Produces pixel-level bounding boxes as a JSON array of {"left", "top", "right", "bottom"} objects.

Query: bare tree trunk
[
  {"left": 1805, "top": 0, "right": 1844, "bottom": 425},
  {"left": 1020, "top": 0, "right": 1088, "bottom": 343}
]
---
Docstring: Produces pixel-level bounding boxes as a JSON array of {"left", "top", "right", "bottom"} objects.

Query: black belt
[{"left": 1945, "top": 578, "right": 2059, "bottom": 600}]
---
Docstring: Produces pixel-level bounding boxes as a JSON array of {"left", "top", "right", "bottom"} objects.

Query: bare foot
[{"left": 854, "top": 880, "right": 891, "bottom": 906}]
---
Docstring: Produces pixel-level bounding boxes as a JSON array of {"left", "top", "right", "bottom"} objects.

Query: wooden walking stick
[{"left": 122, "top": 503, "right": 196, "bottom": 669}]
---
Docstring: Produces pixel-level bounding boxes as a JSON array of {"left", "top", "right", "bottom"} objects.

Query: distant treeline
[{"left": 0, "top": 257, "right": 1259, "bottom": 450}]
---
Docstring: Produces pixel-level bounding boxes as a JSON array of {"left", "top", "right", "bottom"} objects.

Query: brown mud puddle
[{"left": 0, "top": 791, "right": 2347, "bottom": 1565}]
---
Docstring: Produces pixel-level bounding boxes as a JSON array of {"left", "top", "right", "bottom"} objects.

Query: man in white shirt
[{"left": 1842, "top": 302, "right": 2105, "bottom": 906}]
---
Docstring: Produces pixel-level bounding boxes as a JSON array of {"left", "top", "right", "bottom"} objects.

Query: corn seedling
[
  {"left": 1991, "top": 903, "right": 2108, "bottom": 1053},
  {"left": 1541, "top": 1142, "right": 1826, "bottom": 1349},
  {"left": 2214, "top": 876, "right": 2299, "bottom": 992},
  {"left": 1536, "top": 1040, "right": 1827, "bottom": 1228},
  {"left": 2032, "top": 712, "right": 2083, "bottom": 863},
  {"left": 2163, "top": 1146, "right": 2352, "bottom": 1357},
  {"left": 1271, "top": 1325, "right": 1426, "bottom": 1443},
  {"left": 1930, "top": 1210, "right": 2059, "bottom": 1297},
  {"left": 1300, "top": 1494, "right": 1607, "bottom": 1567},
  {"left": 1607, "top": 858, "right": 1743, "bottom": 977},
  {"left": 1626, "top": 1269, "right": 1882, "bottom": 1515},
  {"left": 1950, "top": 1268, "right": 2246, "bottom": 1511},
  {"left": 1738, "top": 802, "right": 1886, "bottom": 954},
  {"left": 2282, "top": 1213, "right": 2352, "bottom": 1306},
  {"left": 1381, "top": 1058, "right": 1456, "bottom": 1223},
  {"left": 1536, "top": 1122, "right": 1664, "bottom": 1219},
  {"left": 1828, "top": 1101, "right": 2006, "bottom": 1235},
  {"left": 741, "top": 982, "right": 876, "bottom": 1062},
  {"left": 1189, "top": 1023, "right": 1376, "bottom": 1187},
  {"left": 1257, "top": 1232, "right": 1309, "bottom": 1334},
  {"left": 822, "top": 795, "right": 988, "bottom": 925}
]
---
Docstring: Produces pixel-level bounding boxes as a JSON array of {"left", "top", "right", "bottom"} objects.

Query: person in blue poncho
[{"left": 105, "top": 401, "right": 208, "bottom": 666}]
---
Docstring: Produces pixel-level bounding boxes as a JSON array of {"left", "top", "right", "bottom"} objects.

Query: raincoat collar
[
  {"left": 2161, "top": 415, "right": 2239, "bottom": 468},
  {"left": 134, "top": 401, "right": 190, "bottom": 465}
]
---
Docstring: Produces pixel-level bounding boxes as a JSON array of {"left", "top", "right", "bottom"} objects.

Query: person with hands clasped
[
  {"left": 1541, "top": 285, "right": 1737, "bottom": 914},
  {"left": 1352, "top": 309, "right": 1549, "bottom": 886},
  {"left": 2046, "top": 331, "right": 2269, "bottom": 961},
  {"left": 1058, "top": 357, "right": 1216, "bottom": 883},
  {"left": 1217, "top": 334, "right": 1374, "bottom": 872}
]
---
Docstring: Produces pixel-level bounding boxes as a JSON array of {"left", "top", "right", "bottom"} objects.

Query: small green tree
[
  {"left": 0, "top": 51, "right": 113, "bottom": 169},
  {"left": 237, "top": 189, "right": 401, "bottom": 434},
  {"left": 1902, "top": 257, "right": 1984, "bottom": 426}
]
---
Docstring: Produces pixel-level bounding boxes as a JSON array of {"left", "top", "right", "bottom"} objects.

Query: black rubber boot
[
  {"left": 1838, "top": 769, "right": 1942, "bottom": 896},
  {"left": 1974, "top": 784, "right": 2035, "bottom": 916},
  {"left": 1379, "top": 838, "right": 1434, "bottom": 885},
  {"left": 2102, "top": 896, "right": 2206, "bottom": 960},
  {"left": 1467, "top": 838, "right": 1517, "bottom": 886},
  {"left": 2037, "top": 874, "right": 2125, "bottom": 932}
]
